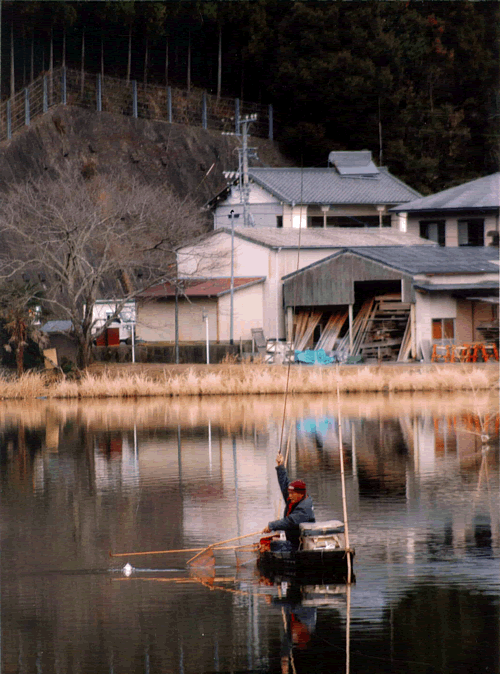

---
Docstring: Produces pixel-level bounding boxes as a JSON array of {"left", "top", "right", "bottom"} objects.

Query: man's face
[{"left": 288, "top": 489, "right": 304, "bottom": 504}]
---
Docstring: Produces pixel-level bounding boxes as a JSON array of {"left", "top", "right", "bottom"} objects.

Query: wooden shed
[
  {"left": 282, "top": 246, "right": 499, "bottom": 362},
  {"left": 283, "top": 249, "right": 415, "bottom": 360}
]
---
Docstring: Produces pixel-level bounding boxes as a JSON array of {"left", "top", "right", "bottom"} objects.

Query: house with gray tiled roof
[
  {"left": 209, "top": 150, "right": 421, "bottom": 231},
  {"left": 390, "top": 173, "right": 500, "bottom": 247}
]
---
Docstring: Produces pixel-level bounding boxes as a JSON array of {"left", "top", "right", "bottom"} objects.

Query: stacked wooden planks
[
  {"left": 336, "top": 299, "right": 374, "bottom": 356},
  {"left": 359, "top": 296, "right": 410, "bottom": 361},
  {"left": 397, "top": 316, "right": 412, "bottom": 361},
  {"left": 315, "top": 310, "right": 348, "bottom": 351},
  {"left": 294, "top": 311, "right": 323, "bottom": 351}
]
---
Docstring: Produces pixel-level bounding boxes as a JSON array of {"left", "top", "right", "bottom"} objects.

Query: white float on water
[{"left": 123, "top": 563, "right": 134, "bottom": 576}]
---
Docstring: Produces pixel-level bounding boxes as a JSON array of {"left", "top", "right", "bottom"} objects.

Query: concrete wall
[
  {"left": 136, "top": 298, "right": 218, "bottom": 342},
  {"left": 415, "top": 291, "right": 457, "bottom": 358},
  {"left": 217, "top": 283, "right": 264, "bottom": 341}
]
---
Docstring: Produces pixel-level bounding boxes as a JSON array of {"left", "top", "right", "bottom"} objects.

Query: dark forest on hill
[{"left": 0, "top": 0, "right": 498, "bottom": 193}]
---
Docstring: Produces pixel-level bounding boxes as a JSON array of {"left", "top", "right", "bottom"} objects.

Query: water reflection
[{"left": 1, "top": 392, "right": 498, "bottom": 673}]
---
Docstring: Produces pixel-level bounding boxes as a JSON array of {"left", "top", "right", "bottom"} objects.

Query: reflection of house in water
[{"left": 352, "top": 419, "right": 409, "bottom": 499}]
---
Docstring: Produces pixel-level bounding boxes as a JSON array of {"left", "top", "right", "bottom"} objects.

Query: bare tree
[
  {"left": 0, "top": 280, "right": 47, "bottom": 375},
  {"left": 0, "top": 165, "right": 209, "bottom": 369}
]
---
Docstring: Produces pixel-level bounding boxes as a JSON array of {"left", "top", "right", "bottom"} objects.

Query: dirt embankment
[{"left": 0, "top": 105, "right": 292, "bottom": 203}]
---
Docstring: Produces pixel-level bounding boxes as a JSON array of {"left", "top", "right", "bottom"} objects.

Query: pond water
[{"left": 1, "top": 392, "right": 499, "bottom": 674}]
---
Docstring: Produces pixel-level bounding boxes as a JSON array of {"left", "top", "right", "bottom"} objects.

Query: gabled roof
[
  {"left": 207, "top": 226, "right": 435, "bottom": 250},
  {"left": 245, "top": 166, "right": 421, "bottom": 206},
  {"left": 138, "top": 277, "right": 265, "bottom": 298},
  {"left": 391, "top": 173, "right": 500, "bottom": 213},
  {"left": 283, "top": 246, "right": 499, "bottom": 280}
]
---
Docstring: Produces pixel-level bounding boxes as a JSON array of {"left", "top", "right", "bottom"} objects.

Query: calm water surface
[{"left": 1, "top": 392, "right": 499, "bottom": 674}]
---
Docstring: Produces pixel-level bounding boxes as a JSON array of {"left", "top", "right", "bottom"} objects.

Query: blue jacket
[{"left": 268, "top": 465, "right": 315, "bottom": 548}]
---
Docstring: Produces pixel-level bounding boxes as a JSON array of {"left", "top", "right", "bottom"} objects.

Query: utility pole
[
  {"left": 223, "top": 114, "right": 258, "bottom": 228},
  {"left": 228, "top": 210, "right": 240, "bottom": 345}
]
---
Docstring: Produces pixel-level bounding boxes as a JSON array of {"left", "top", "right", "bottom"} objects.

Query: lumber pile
[
  {"left": 336, "top": 299, "right": 374, "bottom": 357},
  {"left": 359, "top": 295, "right": 410, "bottom": 361},
  {"left": 294, "top": 311, "right": 322, "bottom": 351},
  {"left": 292, "top": 295, "right": 412, "bottom": 361},
  {"left": 314, "top": 310, "right": 348, "bottom": 351}
]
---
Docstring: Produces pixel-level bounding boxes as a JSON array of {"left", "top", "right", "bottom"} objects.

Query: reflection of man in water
[
  {"left": 275, "top": 585, "right": 317, "bottom": 674},
  {"left": 262, "top": 454, "right": 315, "bottom": 551}
]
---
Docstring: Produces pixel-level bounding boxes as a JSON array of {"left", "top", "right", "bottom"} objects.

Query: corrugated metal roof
[
  {"left": 219, "top": 227, "right": 435, "bottom": 249},
  {"left": 283, "top": 246, "right": 499, "bottom": 280},
  {"left": 391, "top": 173, "right": 500, "bottom": 212},
  {"left": 138, "top": 277, "right": 265, "bottom": 298},
  {"left": 247, "top": 166, "right": 421, "bottom": 205},
  {"left": 348, "top": 246, "right": 500, "bottom": 274}
]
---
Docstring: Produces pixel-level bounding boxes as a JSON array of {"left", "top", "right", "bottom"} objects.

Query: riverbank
[{"left": 0, "top": 362, "right": 497, "bottom": 399}]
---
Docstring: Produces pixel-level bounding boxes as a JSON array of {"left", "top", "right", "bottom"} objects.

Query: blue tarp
[{"left": 295, "top": 349, "right": 335, "bottom": 365}]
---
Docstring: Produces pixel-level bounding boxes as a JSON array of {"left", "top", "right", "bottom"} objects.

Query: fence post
[
  {"left": 97, "top": 74, "right": 102, "bottom": 112},
  {"left": 43, "top": 76, "right": 48, "bottom": 112},
  {"left": 202, "top": 91, "right": 207, "bottom": 130},
  {"left": 25, "top": 88, "right": 30, "bottom": 126},
  {"left": 7, "top": 100, "right": 11, "bottom": 139},
  {"left": 235, "top": 98, "right": 240, "bottom": 134},
  {"left": 62, "top": 67, "right": 67, "bottom": 105},
  {"left": 268, "top": 104, "right": 273, "bottom": 141},
  {"left": 132, "top": 80, "right": 138, "bottom": 118},
  {"left": 167, "top": 86, "right": 172, "bottom": 123}
]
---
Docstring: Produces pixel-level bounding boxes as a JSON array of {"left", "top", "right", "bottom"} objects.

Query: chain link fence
[{"left": 0, "top": 67, "right": 276, "bottom": 143}]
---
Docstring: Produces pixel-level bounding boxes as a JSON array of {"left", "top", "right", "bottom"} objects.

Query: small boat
[{"left": 258, "top": 520, "right": 355, "bottom": 583}]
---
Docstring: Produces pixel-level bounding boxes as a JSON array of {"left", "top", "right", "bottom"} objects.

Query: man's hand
[
  {"left": 262, "top": 526, "right": 271, "bottom": 534},
  {"left": 276, "top": 453, "right": 284, "bottom": 466}
]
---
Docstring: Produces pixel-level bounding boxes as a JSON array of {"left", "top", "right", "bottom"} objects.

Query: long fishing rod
[{"left": 278, "top": 160, "right": 304, "bottom": 460}]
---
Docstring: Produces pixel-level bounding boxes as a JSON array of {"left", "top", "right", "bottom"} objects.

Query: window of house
[
  {"left": 458, "top": 219, "right": 484, "bottom": 246},
  {"left": 420, "top": 220, "right": 446, "bottom": 246},
  {"left": 307, "top": 215, "right": 391, "bottom": 228},
  {"left": 432, "top": 318, "right": 455, "bottom": 341},
  {"left": 276, "top": 216, "right": 283, "bottom": 228}
]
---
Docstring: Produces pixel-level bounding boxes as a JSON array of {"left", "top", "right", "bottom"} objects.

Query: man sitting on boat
[{"left": 262, "top": 453, "right": 315, "bottom": 551}]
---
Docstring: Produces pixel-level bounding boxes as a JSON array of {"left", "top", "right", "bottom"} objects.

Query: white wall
[
  {"left": 217, "top": 284, "right": 265, "bottom": 341},
  {"left": 136, "top": 298, "right": 218, "bottom": 342},
  {"left": 214, "top": 184, "right": 282, "bottom": 229},
  {"left": 415, "top": 291, "right": 457, "bottom": 357}
]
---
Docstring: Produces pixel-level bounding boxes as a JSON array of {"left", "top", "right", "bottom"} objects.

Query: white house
[
  {"left": 176, "top": 227, "right": 434, "bottom": 343},
  {"left": 391, "top": 173, "right": 500, "bottom": 247},
  {"left": 208, "top": 150, "right": 421, "bottom": 231}
]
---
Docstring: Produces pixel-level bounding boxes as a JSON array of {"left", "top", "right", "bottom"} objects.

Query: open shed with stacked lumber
[{"left": 283, "top": 248, "right": 416, "bottom": 361}]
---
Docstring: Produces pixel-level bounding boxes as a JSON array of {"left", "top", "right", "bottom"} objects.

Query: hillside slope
[{"left": 0, "top": 106, "right": 292, "bottom": 204}]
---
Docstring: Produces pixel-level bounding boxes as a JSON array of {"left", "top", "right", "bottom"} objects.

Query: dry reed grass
[{"left": 0, "top": 363, "right": 497, "bottom": 401}]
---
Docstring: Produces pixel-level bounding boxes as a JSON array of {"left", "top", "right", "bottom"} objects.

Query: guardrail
[{"left": 0, "top": 68, "right": 275, "bottom": 143}]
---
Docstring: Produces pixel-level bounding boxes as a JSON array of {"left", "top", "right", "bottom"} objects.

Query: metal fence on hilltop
[{"left": 0, "top": 67, "right": 276, "bottom": 143}]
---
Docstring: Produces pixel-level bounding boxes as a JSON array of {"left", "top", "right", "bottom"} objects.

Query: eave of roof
[
  {"left": 391, "top": 173, "right": 500, "bottom": 213},
  {"left": 205, "top": 227, "right": 434, "bottom": 251},
  {"left": 414, "top": 282, "right": 499, "bottom": 293},
  {"left": 138, "top": 276, "right": 265, "bottom": 298}
]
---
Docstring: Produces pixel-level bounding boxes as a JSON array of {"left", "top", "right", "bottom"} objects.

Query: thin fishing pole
[{"left": 279, "top": 160, "right": 304, "bottom": 456}]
